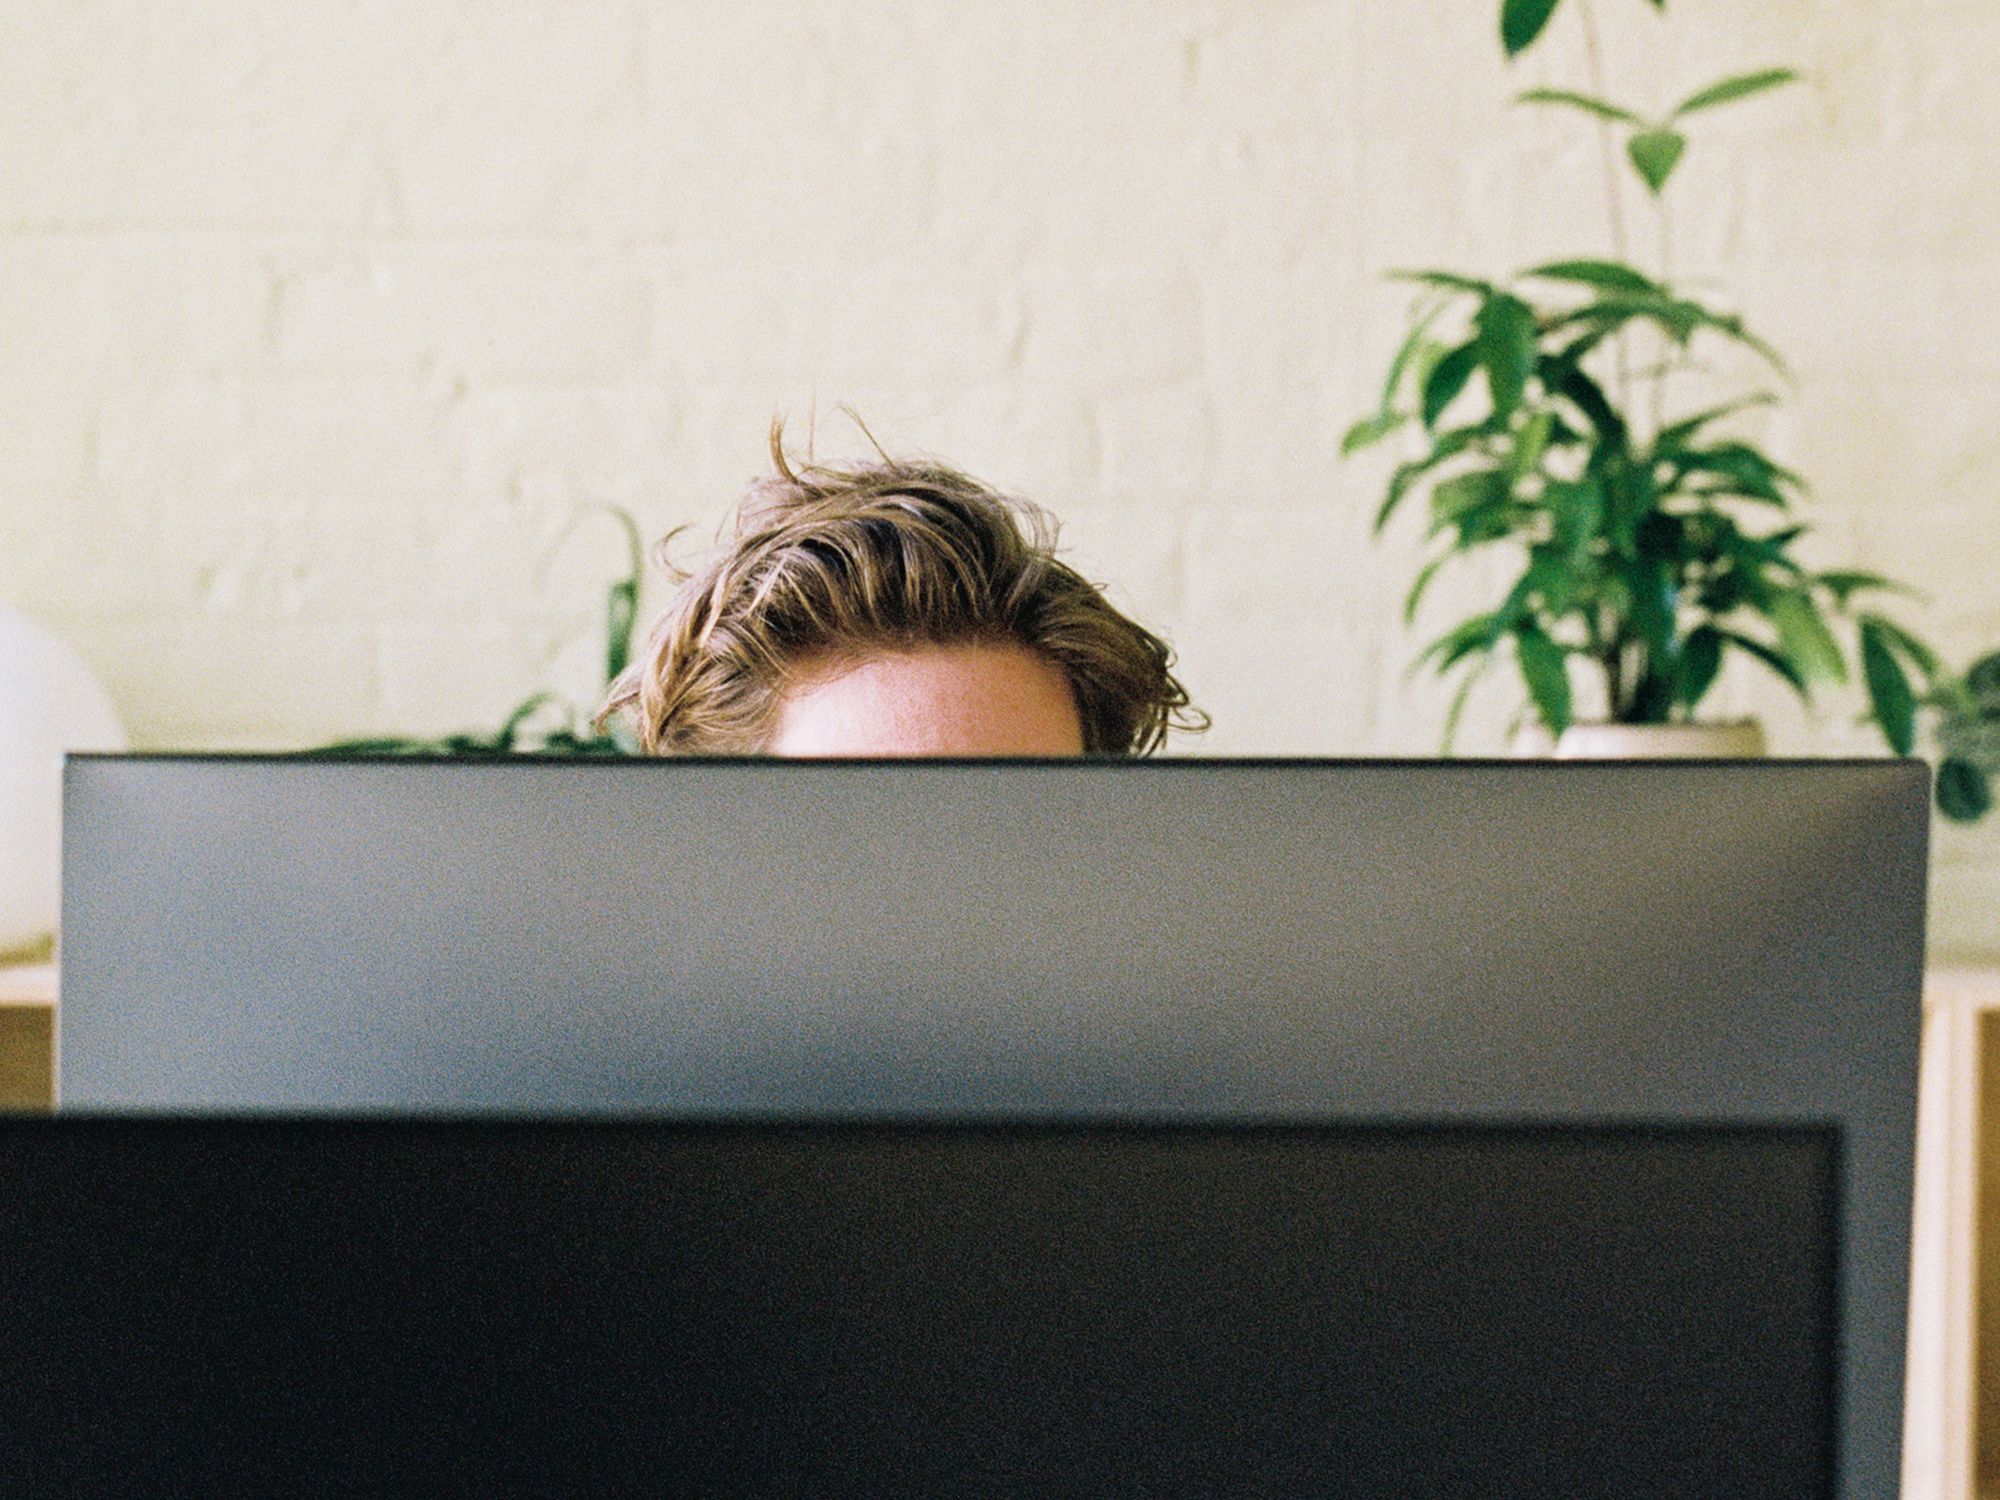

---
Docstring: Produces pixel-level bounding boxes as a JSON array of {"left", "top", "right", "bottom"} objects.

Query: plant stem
[
  {"left": 1576, "top": 0, "right": 1632, "bottom": 408},
  {"left": 1653, "top": 200, "right": 1672, "bottom": 437}
]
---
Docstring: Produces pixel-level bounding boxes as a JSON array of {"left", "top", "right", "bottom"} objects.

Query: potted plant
[
  {"left": 307, "top": 508, "right": 645, "bottom": 758},
  {"left": 1345, "top": 0, "right": 1943, "bottom": 765}
]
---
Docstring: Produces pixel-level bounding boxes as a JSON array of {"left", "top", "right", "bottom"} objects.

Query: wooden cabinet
[{"left": 1911, "top": 967, "right": 2000, "bottom": 1500}]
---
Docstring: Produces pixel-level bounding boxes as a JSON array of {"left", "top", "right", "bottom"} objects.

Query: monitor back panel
[{"left": 60, "top": 756, "right": 1929, "bottom": 1495}]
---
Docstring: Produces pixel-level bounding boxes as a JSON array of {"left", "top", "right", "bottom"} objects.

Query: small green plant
[
  {"left": 306, "top": 509, "right": 645, "bottom": 758},
  {"left": 1346, "top": 0, "right": 1946, "bottom": 770},
  {"left": 1932, "top": 651, "right": 2000, "bottom": 822}
]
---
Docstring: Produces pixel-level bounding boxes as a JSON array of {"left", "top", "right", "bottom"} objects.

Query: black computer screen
[{"left": 0, "top": 1118, "right": 1837, "bottom": 1498}]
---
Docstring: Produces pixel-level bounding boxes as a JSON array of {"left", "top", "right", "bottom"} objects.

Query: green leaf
[
  {"left": 1547, "top": 478, "right": 1606, "bottom": 555},
  {"left": 1539, "top": 356, "right": 1625, "bottom": 448},
  {"left": 1372, "top": 425, "right": 1485, "bottom": 533},
  {"left": 1652, "top": 393, "right": 1779, "bottom": 451},
  {"left": 1937, "top": 759, "right": 1995, "bottom": 822},
  {"left": 1514, "top": 623, "right": 1574, "bottom": 732},
  {"left": 1422, "top": 341, "right": 1482, "bottom": 427},
  {"left": 1712, "top": 628, "right": 1808, "bottom": 700},
  {"left": 1508, "top": 409, "right": 1555, "bottom": 481},
  {"left": 1859, "top": 619, "right": 1917, "bottom": 754},
  {"left": 1440, "top": 655, "right": 1493, "bottom": 755},
  {"left": 1857, "top": 612, "right": 1941, "bottom": 679},
  {"left": 1380, "top": 300, "right": 1447, "bottom": 412},
  {"left": 1769, "top": 590, "right": 1848, "bottom": 687},
  {"left": 1523, "top": 543, "right": 1582, "bottom": 615},
  {"left": 1546, "top": 292, "right": 1782, "bottom": 371},
  {"left": 1698, "top": 308, "right": 1792, "bottom": 376},
  {"left": 1676, "top": 624, "right": 1724, "bottom": 709},
  {"left": 1513, "top": 87, "right": 1646, "bottom": 125},
  {"left": 1416, "top": 611, "right": 1503, "bottom": 675},
  {"left": 1391, "top": 269, "right": 1501, "bottom": 297},
  {"left": 496, "top": 692, "right": 558, "bottom": 749},
  {"left": 1627, "top": 129, "right": 1687, "bottom": 194},
  {"left": 1405, "top": 553, "right": 1453, "bottom": 625},
  {"left": 1428, "top": 469, "right": 1510, "bottom": 537},
  {"left": 1477, "top": 294, "right": 1538, "bottom": 419},
  {"left": 602, "top": 507, "right": 646, "bottom": 686},
  {"left": 1815, "top": 570, "right": 1917, "bottom": 606},
  {"left": 1965, "top": 650, "right": 2000, "bottom": 702},
  {"left": 1672, "top": 67, "right": 1800, "bottom": 119},
  {"left": 1618, "top": 556, "right": 1677, "bottom": 656},
  {"left": 1342, "top": 411, "right": 1407, "bottom": 457},
  {"left": 1664, "top": 440, "right": 1803, "bottom": 504},
  {"left": 1522, "top": 259, "right": 1664, "bottom": 295},
  {"left": 605, "top": 580, "right": 639, "bottom": 685},
  {"left": 1501, "top": 0, "right": 1564, "bottom": 56}
]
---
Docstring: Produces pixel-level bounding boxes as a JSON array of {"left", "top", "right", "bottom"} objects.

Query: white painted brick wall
[{"left": 3, "top": 1, "right": 1997, "bottom": 954}]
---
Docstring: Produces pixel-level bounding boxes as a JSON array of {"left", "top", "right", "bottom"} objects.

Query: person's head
[{"left": 599, "top": 421, "right": 1205, "bottom": 757}]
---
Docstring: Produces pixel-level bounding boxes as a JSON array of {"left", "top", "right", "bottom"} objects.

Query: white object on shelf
[{"left": 0, "top": 608, "right": 125, "bottom": 953}]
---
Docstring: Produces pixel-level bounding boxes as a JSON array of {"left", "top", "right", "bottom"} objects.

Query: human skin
[{"left": 766, "top": 642, "right": 1086, "bottom": 757}]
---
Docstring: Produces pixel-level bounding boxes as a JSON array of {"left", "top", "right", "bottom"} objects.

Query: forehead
[{"left": 767, "top": 642, "right": 1085, "bottom": 758}]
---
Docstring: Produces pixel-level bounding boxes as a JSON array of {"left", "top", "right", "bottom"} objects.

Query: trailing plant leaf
[
  {"left": 1966, "top": 650, "right": 2000, "bottom": 701},
  {"left": 1513, "top": 87, "right": 1645, "bottom": 125},
  {"left": 1672, "top": 68, "right": 1799, "bottom": 119},
  {"left": 1626, "top": 129, "right": 1687, "bottom": 194},
  {"left": 1501, "top": 0, "right": 1564, "bottom": 56},
  {"left": 1937, "top": 758, "right": 1994, "bottom": 822}
]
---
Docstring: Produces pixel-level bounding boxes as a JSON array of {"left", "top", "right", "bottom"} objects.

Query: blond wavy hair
[{"left": 598, "top": 421, "right": 1205, "bottom": 755}]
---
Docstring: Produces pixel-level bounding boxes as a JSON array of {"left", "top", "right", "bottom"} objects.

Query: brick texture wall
[{"left": 4, "top": 2, "right": 1996, "bottom": 954}]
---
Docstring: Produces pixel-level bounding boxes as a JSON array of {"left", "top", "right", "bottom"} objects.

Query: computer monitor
[
  {"left": 0, "top": 1115, "right": 1840, "bottom": 1497},
  {"left": 58, "top": 755, "right": 1929, "bottom": 1495}
]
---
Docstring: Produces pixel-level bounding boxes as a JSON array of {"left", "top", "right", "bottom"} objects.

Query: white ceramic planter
[
  {"left": 0, "top": 608, "right": 126, "bottom": 954},
  {"left": 1553, "top": 720, "right": 1767, "bottom": 760}
]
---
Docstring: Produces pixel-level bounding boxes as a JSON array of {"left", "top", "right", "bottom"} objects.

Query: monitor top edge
[{"left": 64, "top": 751, "right": 1928, "bottom": 772}]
